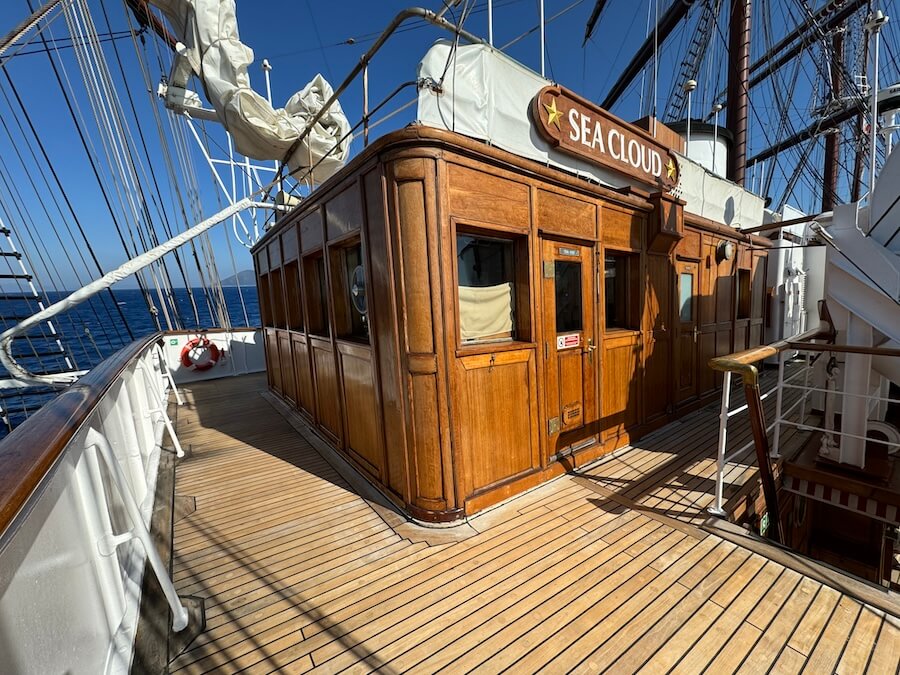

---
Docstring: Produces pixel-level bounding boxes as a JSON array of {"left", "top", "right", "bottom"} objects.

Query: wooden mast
[
  {"left": 822, "top": 30, "right": 844, "bottom": 211},
  {"left": 727, "top": 0, "right": 752, "bottom": 185}
]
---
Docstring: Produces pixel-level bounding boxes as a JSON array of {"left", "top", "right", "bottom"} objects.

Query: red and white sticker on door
[{"left": 556, "top": 333, "right": 581, "bottom": 350}]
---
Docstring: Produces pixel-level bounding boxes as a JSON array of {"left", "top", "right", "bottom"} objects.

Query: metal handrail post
[
  {"left": 154, "top": 343, "right": 183, "bottom": 406},
  {"left": 86, "top": 428, "right": 189, "bottom": 632},
  {"left": 770, "top": 351, "right": 786, "bottom": 458},
  {"left": 708, "top": 370, "right": 732, "bottom": 517},
  {"left": 138, "top": 361, "right": 185, "bottom": 459}
]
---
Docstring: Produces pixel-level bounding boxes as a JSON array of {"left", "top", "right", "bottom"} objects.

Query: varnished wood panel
[
  {"left": 338, "top": 342, "right": 383, "bottom": 479},
  {"left": 677, "top": 228, "right": 702, "bottom": 260},
  {"left": 447, "top": 162, "right": 530, "bottom": 230},
  {"left": 458, "top": 350, "right": 539, "bottom": 495},
  {"left": 699, "top": 331, "right": 718, "bottom": 395},
  {"left": 409, "top": 373, "right": 447, "bottom": 510},
  {"left": 255, "top": 250, "right": 268, "bottom": 274},
  {"left": 326, "top": 182, "right": 363, "bottom": 241},
  {"left": 277, "top": 330, "right": 296, "bottom": 404},
  {"left": 536, "top": 189, "right": 597, "bottom": 240},
  {"left": 602, "top": 205, "right": 642, "bottom": 251},
  {"left": 312, "top": 339, "right": 342, "bottom": 442},
  {"left": 644, "top": 255, "right": 672, "bottom": 421},
  {"left": 396, "top": 176, "right": 434, "bottom": 354},
  {"left": 265, "top": 328, "right": 282, "bottom": 394},
  {"left": 716, "top": 254, "right": 735, "bottom": 324},
  {"left": 602, "top": 333, "right": 641, "bottom": 443},
  {"left": 267, "top": 238, "right": 281, "bottom": 269},
  {"left": 281, "top": 226, "right": 298, "bottom": 262},
  {"left": 291, "top": 333, "right": 315, "bottom": 418},
  {"left": 363, "top": 168, "right": 408, "bottom": 499},
  {"left": 300, "top": 208, "right": 324, "bottom": 253}
]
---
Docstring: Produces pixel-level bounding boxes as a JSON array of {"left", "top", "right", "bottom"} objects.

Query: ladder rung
[
  {"left": 0, "top": 228, "right": 9, "bottom": 236},
  {"left": 0, "top": 252, "right": 22, "bottom": 259},
  {"left": 1, "top": 315, "right": 38, "bottom": 321},
  {"left": 0, "top": 273, "right": 31, "bottom": 281}
]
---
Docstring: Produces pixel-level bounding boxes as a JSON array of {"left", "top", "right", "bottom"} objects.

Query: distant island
[{"left": 221, "top": 270, "right": 257, "bottom": 286}]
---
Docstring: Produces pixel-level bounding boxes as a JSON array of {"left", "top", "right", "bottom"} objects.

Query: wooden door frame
[
  {"left": 674, "top": 258, "right": 701, "bottom": 406},
  {"left": 539, "top": 236, "right": 600, "bottom": 462}
]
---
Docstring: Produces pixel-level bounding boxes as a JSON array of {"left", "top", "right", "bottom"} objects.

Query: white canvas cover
[
  {"left": 670, "top": 152, "right": 765, "bottom": 231},
  {"left": 416, "top": 41, "right": 764, "bottom": 231},
  {"left": 149, "top": 0, "right": 351, "bottom": 183},
  {"left": 417, "top": 41, "right": 627, "bottom": 188}
]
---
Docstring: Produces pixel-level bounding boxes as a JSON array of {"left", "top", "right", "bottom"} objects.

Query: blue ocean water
[{"left": 0, "top": 285, "right": 260, "bottom": 435}]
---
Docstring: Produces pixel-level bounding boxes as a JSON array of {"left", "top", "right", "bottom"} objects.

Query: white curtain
[{"left": 459, "top": 283, "right": 514, "bottom": 341}]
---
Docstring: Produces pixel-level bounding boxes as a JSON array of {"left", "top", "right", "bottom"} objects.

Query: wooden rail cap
[
  {"left": 708, "top": 327, "right": 833, "bottom": 386},
  {"left": 0, "top": 332, "right": 164, "bottom": 539}
]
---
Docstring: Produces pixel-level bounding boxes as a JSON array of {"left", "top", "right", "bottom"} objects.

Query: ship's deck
[{"left": 169, "top": 374, "right": 899, "bottom": 674}]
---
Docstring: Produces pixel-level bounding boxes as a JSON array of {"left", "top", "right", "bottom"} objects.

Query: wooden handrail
[
  {"left": 0, "top": 332, "right": 164, "bottom": 538},
  {"left": 709, "top": 327, "right": 831, "bottom": 385},
  {"left": 707, "top": 326, "right": 832, "bottom": 545}
]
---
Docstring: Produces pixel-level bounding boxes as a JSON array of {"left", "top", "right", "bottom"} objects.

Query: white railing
[
  {"left": 0, "top": 338, "right": 188, "bottom": 675},
  {"left": 708, "top": 350, "right": 813, "bottom": 517},
  {"left": 708, "top": 342, "right": 900, "bottom": 519}
]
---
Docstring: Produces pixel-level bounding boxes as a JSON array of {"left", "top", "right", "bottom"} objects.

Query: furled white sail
[{"left": 149, "top": 0, "right": 352, "bottom": 183}]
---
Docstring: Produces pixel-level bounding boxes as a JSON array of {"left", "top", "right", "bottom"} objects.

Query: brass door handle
[{"left": 585, "top": 337, "right": 596, "bottom": 363}]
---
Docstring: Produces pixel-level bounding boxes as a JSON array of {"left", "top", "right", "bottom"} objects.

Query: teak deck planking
[{"left": 169, "top": 374, "right": 898, "bottom": 674}]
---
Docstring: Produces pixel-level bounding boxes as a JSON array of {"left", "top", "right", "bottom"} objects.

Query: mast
[
  {"left": 600, "top": 2, "right": 693, "bottom": 110},
  {"left": 727, "top": 0, "right": 752, "bottom": 185},
  {"left": 822, "top": 30, "right": 844, "bottom": 211},
  {"left": 851, "top": 27, "right": 869, "bottom": 202}
]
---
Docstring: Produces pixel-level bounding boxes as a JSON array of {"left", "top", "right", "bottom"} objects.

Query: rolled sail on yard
[{"left": 149, "top": 0, "right": 352, "bottom": 183}]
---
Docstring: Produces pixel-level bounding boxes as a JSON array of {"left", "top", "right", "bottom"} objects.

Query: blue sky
[{"left": 0, "top": 1, "right": 894, "bottom": 292}]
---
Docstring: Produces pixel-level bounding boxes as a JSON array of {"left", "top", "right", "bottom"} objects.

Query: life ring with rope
[{"left": 180, "top": 336, "right": 220, "bottom": 372}]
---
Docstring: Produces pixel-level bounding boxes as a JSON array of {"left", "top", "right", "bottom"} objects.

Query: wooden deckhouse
[{"left": 252, "top": 115, "right": 771, "bottom": 523}]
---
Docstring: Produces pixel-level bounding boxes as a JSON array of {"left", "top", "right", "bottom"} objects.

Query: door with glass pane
[
  {"left": 675, "top": 260, "right": 699, "bottom": 404},
  {"left": 541, "top": 239, "right": 597, "bottom": 458}
]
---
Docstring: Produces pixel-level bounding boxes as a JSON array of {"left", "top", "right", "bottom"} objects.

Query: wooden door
[
  {"left": 541, "top": 239, "right": 597, "bottom": 458},
  {"left": 675, "top": 260, "right": 700, "bottom": 404}
]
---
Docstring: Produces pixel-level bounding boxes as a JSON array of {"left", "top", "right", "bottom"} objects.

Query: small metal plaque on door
[{"left": 548, "top": 417, "right": 560, "bottom": 435}]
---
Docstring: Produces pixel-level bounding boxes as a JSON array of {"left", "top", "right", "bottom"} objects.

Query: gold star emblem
[
  {"left": 543, "top": 97, "right": 563, "bottom": 129},
  {"left": 665, "top": 158, "right": 677, "bottom": 181}
]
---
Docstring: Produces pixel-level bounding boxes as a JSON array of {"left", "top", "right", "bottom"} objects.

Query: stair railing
[{"left": 707, "top": 327, "right": 830, "bottom": 543}]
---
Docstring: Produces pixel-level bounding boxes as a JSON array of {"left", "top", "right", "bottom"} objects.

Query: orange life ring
[{"left": 180, "top": 337, "right": 220, "bottom": 371}]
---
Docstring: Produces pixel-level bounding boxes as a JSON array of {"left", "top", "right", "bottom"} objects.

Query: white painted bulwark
[
  {"left": 0, "top": 331, "right": 265, "bottom": 674},
  {"left": 161, "top": 329, "right": 266, "bottom": 384}
]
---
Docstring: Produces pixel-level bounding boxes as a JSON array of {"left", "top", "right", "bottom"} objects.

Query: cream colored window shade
[
  {"left": 459, "top": 283, "right": 515, "bottom": 341},
  {"left": 457, "top": 234, "right": 517, "bottom": 343}
]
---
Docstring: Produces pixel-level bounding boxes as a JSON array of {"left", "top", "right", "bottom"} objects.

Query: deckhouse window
[
  {"left": 284, "top": 260, "right": 303, "bottom": 331},
  {"left": 330, "top": 241, "right": 369, "bottom": 343},
  {"left": 258, "top": 273, "right": 272, "bottom": 327},
  {"left": 303, "top": 253, "right": 329, "bottom": 337},
  {"left": 555, "top": 261, "right": 583, "bottom": 333},
  {"left": 737, "top": 268, "right": 751, "bottom": 320},
  {"left": 457, "top": 234, "right": 518, "bottom": 343},
  {"left": 604, "top": 252, "right": 639, "bottom": 330}
]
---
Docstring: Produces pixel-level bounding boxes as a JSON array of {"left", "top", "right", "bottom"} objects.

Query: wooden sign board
[{"left": 532, "top": 85, "right": 680, "bottom": 191}]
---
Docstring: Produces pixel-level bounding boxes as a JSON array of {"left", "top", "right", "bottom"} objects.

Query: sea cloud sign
[{"left": 532, "top": 85, "right": 679, "bottom": 191}]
